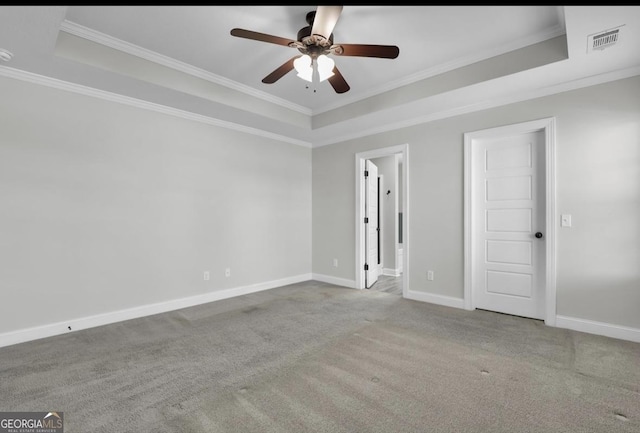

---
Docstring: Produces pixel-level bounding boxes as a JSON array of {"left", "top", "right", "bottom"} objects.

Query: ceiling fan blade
[
  {"left": 311, "top": 6, "right": 343, "bottom": 41},
  {"left": 230, "top": 28, "right": 296, "bottom": 47},
  {"left": 328, "top": 66, "right": 350, "bottom": 94},
  {"left": 262, "top": 56, "right": 299, "bottom": 84},
  {"left": 335, "top": 44, "right": 399, "bottom": 59}
]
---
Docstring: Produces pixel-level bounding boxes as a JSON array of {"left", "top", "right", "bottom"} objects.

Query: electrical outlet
[
  {"left": 333, "top": 258, "right": 338, "bottom": 267},
  {"left": 225, "top": 268, "right": 231, "bottom": 277},
  {"left": 203, "top": 271, "right": 210, "bottom": 281},
  {"left": 427, "top": 270, "right": 434, "bottom": 281}
]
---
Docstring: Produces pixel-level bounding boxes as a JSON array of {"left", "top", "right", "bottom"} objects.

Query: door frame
[
  {"left": 355, "top": 144, "right": 409, "bottom": 295},
  {"left": 364, "top": 159, "right": 380, "bottom": 288},
  {"left": 464, "top": 117, "right": 557, "bottom": 326},
  {"left": 377, "top": 173, "right": 384, "bottom": 275}
]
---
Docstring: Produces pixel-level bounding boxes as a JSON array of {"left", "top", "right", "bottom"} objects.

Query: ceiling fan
[{"left": 230, "top": 6, "right": 399, "bottom": 94}]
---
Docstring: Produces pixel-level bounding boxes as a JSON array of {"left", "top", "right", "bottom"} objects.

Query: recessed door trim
[
  {"left": 464, "top": 118, "right": 557, "bottom": 326},
  {"left": 355, "top": 144, "right": 409, "bottom": 295}
]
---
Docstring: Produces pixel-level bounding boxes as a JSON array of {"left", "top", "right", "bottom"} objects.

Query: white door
[
  {"left": 365, "top": 160, "right": 379, "bottom": 288},
  {"left": 472, "top": 130, "right": 546, "bottom": 319}
]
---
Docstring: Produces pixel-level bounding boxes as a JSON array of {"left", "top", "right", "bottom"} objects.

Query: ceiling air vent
[{"left": 587, "top": 26, "right": 624, "bottom": 53}]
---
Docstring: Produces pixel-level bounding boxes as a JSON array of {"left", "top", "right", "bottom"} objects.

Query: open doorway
[{"left": 355, "top": 144, "right": 409, "bottom": 296}]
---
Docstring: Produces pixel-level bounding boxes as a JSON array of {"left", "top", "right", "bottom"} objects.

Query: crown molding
[
  {"left": 2, "top": 61, "right": 637, "bottom": 150},
  {"left": 311, "top": 65, "right": 640, "bottom": 148},
  {"left": 0, "top": 65, "right": 312, "bottom": 148},
  {"left": 59, "top": 20, "right": 312, "bottom": 117}
]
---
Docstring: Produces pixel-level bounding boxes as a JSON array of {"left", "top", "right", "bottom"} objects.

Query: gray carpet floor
[{"left": 1, "top": 280, "right": 639, "bottom": 432}]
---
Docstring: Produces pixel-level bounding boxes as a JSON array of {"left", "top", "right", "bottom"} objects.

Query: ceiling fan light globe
[
  {"left": 317, "top": 54, "right": 335, "bottom": 82},
  {"left": 297, "top": 69, "right": 313, "bottom": 82},
  {"left": 293, "top": 54, "right": 311, "bottom": 71},
  {"left": 294, "top": 54, "right": 313, "bottom": 82}
]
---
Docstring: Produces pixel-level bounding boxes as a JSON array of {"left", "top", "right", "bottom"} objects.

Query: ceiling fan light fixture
[
  {"left": 230, "top": 6, "right": 399, "bottom": 93},
  {"left": 317, "top": 54, "right": 335, "bottom": 82},
  {"left": 294, "top": 54, "right": 313, "bottom": 82}
]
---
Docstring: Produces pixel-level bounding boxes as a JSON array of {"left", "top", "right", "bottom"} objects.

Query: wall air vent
[{"left": 587, "top": 25, "right": 624, "bottom": 53}]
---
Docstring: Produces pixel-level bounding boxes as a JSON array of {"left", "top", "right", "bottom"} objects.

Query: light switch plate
[{"left": 561, "top": 214, "right": 572, "bottom": 227}]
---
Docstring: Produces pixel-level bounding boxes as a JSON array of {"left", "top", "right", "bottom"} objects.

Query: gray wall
[
  {"left": 371, "top": 156, "right": 398, "bottom": 271},
  {"left": 0, "top": 76, "right": 311, "bottom": 334},
  {"left": 1, "top": 71, "right": 638, "bottom": 336},
  {"left": 312, "top": 75, "right": 640, "bottom": 329}
]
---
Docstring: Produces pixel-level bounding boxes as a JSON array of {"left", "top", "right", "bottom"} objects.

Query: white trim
[
  {"left": 312, "top": 66, "right": 640, "bottom": 148},
  {"left": 405, "top": 290, "right": 465, "bottom": 310},
  {"left": 378, "top": 173, "right": 385, "bottom": 273},
  {"left": 0, "top": 273, "right": 312, "bottom": 349},
  {"left": 464, "top": 136, "right": 473, "bottom": 311},
  {"left": 394, "top": 154, "right": 401, "bottom": 273},
  {"left": 0, "top": 66, "right": 312, "bottom": 149},
  {"left": 382, "top": 268, "right": 401, "bottom": 277},
  {"left": 3, "top": 58, "right": 638, "bottom": 151},
  {"left": 464, "top": 117, "right": 557, "bottom": 325},
  {"left": 355, "top": 144, "right": 409, "bottom": 298},
  {"left": 544, "top": 119, "right": 558, "bottom": 326},
  {"left": 59, "top": 20, "right": 311, "bottom": 116},
  {"left": 312, "top": 273, "right": 356, "bottom": 289},
  {"left": 556, "top": 315, "right": 640, "bottom": 343}
]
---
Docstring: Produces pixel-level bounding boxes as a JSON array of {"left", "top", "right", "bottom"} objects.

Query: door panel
[
  {"left": 486, "top": 271, "right": 532, "bottom": 297},
  {"left": 473, "top": 130, "right": 545, "bottom": 319},
  {"left": 486, "top": 176, "right": 531, "bottom": 201},
  {"left": 486, "top": 209, "right": 532, "bottom": 232},
  {"left": 486, "top": 240, "right": 532, "bottom": 265}
]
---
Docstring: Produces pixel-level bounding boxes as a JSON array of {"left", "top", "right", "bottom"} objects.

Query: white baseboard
[
  {"left": 555, "top": 315, "right": 640, "bottom": 343},
  {"left": 382, "top": 268, "right": 401, "bottom": 277},
  {"left": 0, "top": 273, "right": 313, "bottom": 349},
  {"left": 405, "top": 289, "right": 465, "bottom": 309},
  {"left": 312, "top": 273, "right": 356, "bottom": 289}
]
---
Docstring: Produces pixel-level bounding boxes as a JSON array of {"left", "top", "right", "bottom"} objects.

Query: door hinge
[
  {"left": 364, "top": 170, "right": 369, "bottom": 178},
  {"left": 364, "top": 217, "right": 369, "bottom": 224},
  {"left": 364, "top": 263, "right": 369, "bottom": 271}
]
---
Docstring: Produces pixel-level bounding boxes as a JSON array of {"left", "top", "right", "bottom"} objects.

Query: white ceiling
[{"left": 1, "top": 6, "right": 639, "bottom": 147}]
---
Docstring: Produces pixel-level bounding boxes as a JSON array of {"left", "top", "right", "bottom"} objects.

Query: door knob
[{"left": 535, "top": 232, "right": 543, "bottom": 239}]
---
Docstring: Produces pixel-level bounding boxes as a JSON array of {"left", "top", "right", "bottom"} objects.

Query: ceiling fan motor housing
[{"left": 297, "top": 11, "right": 334, "bottom": 57}]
